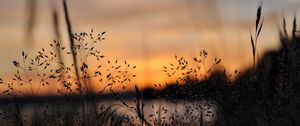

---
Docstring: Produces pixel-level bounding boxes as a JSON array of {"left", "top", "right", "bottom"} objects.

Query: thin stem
[{"left": 62, "top": 0, "right": 83, "bottom": 94}]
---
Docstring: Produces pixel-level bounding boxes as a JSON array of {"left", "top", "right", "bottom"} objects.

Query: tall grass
[
  {"left": 62, "top": 0, "right": 82, "bottom": 94},
  {"left": 0, "top": 2, "right": 300, "bottom": 126},
  {"left": 250, "top": 4, "right": 263, "bottom": 68},
  {"left": 24, "top": 0, "right": 37, "bottom": 46}
]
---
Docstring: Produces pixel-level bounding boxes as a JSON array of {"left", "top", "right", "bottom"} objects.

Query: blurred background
[{"left": 0, "top": 0, "right": 299, "bottom": 94}]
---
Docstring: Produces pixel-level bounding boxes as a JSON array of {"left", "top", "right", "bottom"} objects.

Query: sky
[{"left": 0, "top": 0, "right": 299, "bottom": 95}]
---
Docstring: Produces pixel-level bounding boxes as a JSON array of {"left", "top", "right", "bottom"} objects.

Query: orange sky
[{"left": 0, "top": 0, "right": 300, "bottom": 95}]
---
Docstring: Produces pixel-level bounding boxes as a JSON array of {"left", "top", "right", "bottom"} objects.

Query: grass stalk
[
  {"left": 25, "top": 0, "right": 37, "bottom": 46},
  {"left": 250, "top": 4, "right": 263, "bottom": 68},
  {"left": 62, "top": 0, "right": 83, "bottom": 94},
  {"left": 51, "top": 0, "right": 66, "bottom": 87},
  {"left": 62, "top": 0, "right": 88, "bottom": 125}
]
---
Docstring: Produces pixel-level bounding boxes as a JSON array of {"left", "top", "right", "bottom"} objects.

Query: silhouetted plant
[
  {"left": 1, "top": 3, "right": 300, "bottom": 126},
  {"left": 0, "top": 30, "right": 139, "bottom": 125},
  {"left": 158, "top": 50, "right": 223, "bottom": 125},
  {"left": 250, "top": 4, "right": 263, "bottom": 67}
]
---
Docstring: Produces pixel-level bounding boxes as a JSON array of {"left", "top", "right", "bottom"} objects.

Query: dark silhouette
[{"left": 1, "top": 2, "right": 299, "bottom": 125}]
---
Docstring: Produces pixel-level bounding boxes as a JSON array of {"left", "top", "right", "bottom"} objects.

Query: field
[{"left": 0, "top": 0, "right": 299, "bottom": 126}]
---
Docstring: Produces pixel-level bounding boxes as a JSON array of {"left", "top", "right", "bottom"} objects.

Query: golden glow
[{"left": 0, "top": 0, "right": 300, "bottom": 95}]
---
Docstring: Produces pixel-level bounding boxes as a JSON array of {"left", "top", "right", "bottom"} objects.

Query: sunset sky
[{"left": 0, "top": 0, "right": 299, "bottom": 94}]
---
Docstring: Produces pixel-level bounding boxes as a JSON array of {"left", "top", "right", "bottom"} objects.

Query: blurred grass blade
[
  {"left": 255, "top": 5, "right": 262, "bottom": 31},
  {"left": 62, "top": 0, "right": 82, "bottom": 93},
  {"left": 51, "top": 0, "right": 65, "bottom": 85},
  {"left": 25, "top": 0, "right": 37, "bottom": 46},
  {"left": 283, "top": 17, "right": 288, "bottom": 37},
  {"left": 256, "top": 20, "right": 263, "bottom": 40},
  {"left": 292, "top": 14, "right": 297, "bottom": 41}
]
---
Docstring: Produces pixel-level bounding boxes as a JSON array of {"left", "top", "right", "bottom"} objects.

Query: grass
[
  {"left": 0, "top": 2, "right": 300, "bottom": 126},
  {"left": 250, "top": 4, "right": 263, "bottom": 68}
]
